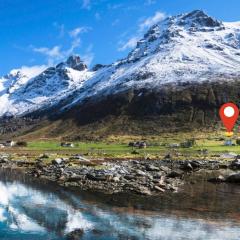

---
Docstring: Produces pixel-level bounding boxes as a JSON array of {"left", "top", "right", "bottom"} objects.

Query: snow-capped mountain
[
  {"left": 0, "top": 56, "right": 93, "bottom": 116},
  {"left": 1, "top": 10, "right": 240, "bottom": 118}
]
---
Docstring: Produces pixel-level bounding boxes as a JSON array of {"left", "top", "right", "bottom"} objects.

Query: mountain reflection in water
[{"left": 0, "top": 170, "right": 240, "bottom": 240}]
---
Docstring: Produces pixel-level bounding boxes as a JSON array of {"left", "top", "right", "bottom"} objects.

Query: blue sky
[{"left": 1, "top": 0, "right": 240, "bottom": 75}]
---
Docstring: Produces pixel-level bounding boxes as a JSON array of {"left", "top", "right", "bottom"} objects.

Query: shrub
[
  {"left": 236, "top": 139, "right": 240, "bottom": 145},
  {"left": 16, "top": 141, "right": 27, "bottom": 147}
]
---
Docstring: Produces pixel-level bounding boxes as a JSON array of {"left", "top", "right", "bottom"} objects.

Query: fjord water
[{"left": 0, "top": 170, "right": 240, "bottom": 240}]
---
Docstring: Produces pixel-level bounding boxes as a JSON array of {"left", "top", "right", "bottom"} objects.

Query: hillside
[{"left": 1, "top": 10, "right": 240, "bottom": 140}]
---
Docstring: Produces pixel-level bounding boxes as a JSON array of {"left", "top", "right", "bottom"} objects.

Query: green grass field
[
  {"left": 19, "top": 138, "right": 240, "bottom": 158},
  {"left": 2, "top": 129, "right": 240, "bottom": 160},
  {"left": 26, "top": 141, "right": 165, "bottom": 156}
]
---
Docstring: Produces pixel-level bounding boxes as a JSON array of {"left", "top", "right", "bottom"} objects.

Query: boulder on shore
[
  {"left": 225, "top": 173, "right": 240, "bottom": 183},
  {"left": 208, "top": 175, "right": 225, "bottom": 183},
  {"left": 229, "top": 158, "right": 240, "bottom": 170}
]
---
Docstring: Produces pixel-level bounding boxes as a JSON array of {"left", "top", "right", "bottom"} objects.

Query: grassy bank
[
  {"left": 1, "top": 130, "right": 240, "bottom": 160},
  {"left": 26, "top": 140, "right": 240, "bottom": 154}
]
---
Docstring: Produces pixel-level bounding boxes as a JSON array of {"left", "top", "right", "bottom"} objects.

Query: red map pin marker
[{"left": 219, "top": 103, "right": 239, "bottom": 132}]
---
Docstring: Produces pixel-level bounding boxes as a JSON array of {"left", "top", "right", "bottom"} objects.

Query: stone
[
  {"left": 132, "top": 160, "right": 140, "bottom": 164},
  {"left": 112, "top": 176, "right": 120, "bottom": 182},
  {"left": 229, "top": 159, "right": 240, "bottom": 170},
  {"left": 164, "top": 154, "right": 171, "bottom": 159},
  {"left": 159, "top": 166, "right": 171, "bottom": 173},
  {"left": 190, "top": 160, "right": 201, "bottom": 169},
  {"left": 136, "top": 186, "right": 152, "bottom": 196},
  {"left": 219, "top": 164, "right": 228, "bottom": 169},
  {"left": 0, "top": 158, "right": 9, "bottom": 164},
  {"left": 39, "top": 153, "right": 49, "bottom": 159},
  {"left": 146, "top": 165, "right": 159, "bottom": 171},
  {"left": 66, "top": 229, "right": 84, "bottom": 240},
  {"left": 86, "top": 173, "right": 109, "bottom": 181},
  {"left": 124, "top": 175, "right": 135, "bottom": 180},
  {"left": 135, "top": 169, "right": 146, "bottom": 176},
  {"left": 52, "top": 158, "right": 64, "bottom": 165},
  {"left": 156, "top": 176, "right": 166, "bottom": 186},
  {"left": 170, "top": 186, "right": 178, "bottom": 192},
  {"left": 70, "top": 155, "right": 90, "bottom": 162},
  {"left": 58, "top": 175, "right": 66, "bottom": 181},
  {"left": 154, "top": 185, "right": 165, "bottom": 192},
  {"left": 35, "top": 160, "right": 45, "bottom": 169},
  {"left": 180, "top": 162, "right": 193, "bottom": 171},
  {"left": 208, "top": 175, "right": 225, "bottom": 183},
  {"left": 167, "top": 171, "right": 183, "bottom": 178},
  {"left": 147, "top": 175, "right": 153, "bottom": 180},
  {"left": 221, "top": 153, "right": 237, "bottom": 159},
  {"left": 225, "top": 173, "right": 240, "bottom": 183},
  {"left": 152, "top": 179, "right": 161, "bottom": 184}
]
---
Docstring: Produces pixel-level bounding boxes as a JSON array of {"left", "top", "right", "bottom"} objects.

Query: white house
[{"left": 0, "top": 140, "right": 16, "bottom": 147}]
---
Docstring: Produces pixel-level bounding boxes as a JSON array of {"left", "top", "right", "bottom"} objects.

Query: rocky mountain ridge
[{"left": 1, "top": 10, "right": 240, "bottom": 138}]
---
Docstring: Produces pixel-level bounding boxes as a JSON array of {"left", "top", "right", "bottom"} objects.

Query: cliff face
[{"left": 48, "top": 79, "right": 239, "bottom": 138}]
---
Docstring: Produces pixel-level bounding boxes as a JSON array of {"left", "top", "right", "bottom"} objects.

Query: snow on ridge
[
  {"left": 0, "top": 63, "right": 94, "bottom": 117},
  {"left": 1, "top": 10, "right": 240, "bottom": 117},
  {"left": 10, "top": 65, "right": 47, "bottom": 78}
]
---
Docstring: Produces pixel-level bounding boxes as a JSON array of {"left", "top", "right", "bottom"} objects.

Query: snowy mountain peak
[
  {"left": 178, "top": 10, "right": 222, "bottom": 28},
  {"left": 1, "top": 10, "right": 240, "bottom": 118},
  {"left": 4, "top": 70, "right": 26, "bottom": 81},
  {"left": 56, "top": 55, "right": 88, "bottom": 71},
  {"left": 126, "top": 10, "right": 239, "bottom": 64}
]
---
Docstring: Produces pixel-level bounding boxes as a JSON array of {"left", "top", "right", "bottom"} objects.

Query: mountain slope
[
  {"left": 0, "top": 56, "right": 94, "bottom": 117},
  {"left": 52, "top": 10, "right": 240, "bottom": 114},
  {"left": 1, "top": 10, "right": 240, "bottom": 139}
]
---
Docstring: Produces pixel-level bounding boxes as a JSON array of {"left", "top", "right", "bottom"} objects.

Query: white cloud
[
  {"left": 107, "top": 3, "right": 123, "bottom": 10},
  {"left": 32, "top": 24, "right": 92, "bottom": 65},
  {"left": 15, "top": 65, "right": 47, "bottom": 78},
  {"left": 32, "top": 39, "right": 89, "bottom": 66},
  {"left": 53, "top": 22, "right": 65, "bottom": 38},
  {"left": 118, "top": 11, "right": 166, "bottom": 51},
  {"left": 31, "top": 45, "right": 64, "bottom": 65},
  {"left": 139, "top": 11, "right": 166, "bottom": 31},
  {"left": 118, "top": 37, "right": 139, "bottom": 51},
  {"left": 145, "top": 0, "right": 156, "bottom": 5},
  {"left": 69, "top": 27, "right": 91, "bottom": 38},
  {"left": 81, "top": 44, "right": 94, "bottom": 66},
  {"left": 66, "top": 26, "right": 92, "bottom": 58},
  {"left": 31, "top": 20, "right": 93, "bottom": 66},
  {"left": 32, "top": 42, "right": 82, "bottom": 65},
  {"left": 82, "top": 0, "right": 91, "bottom": 9},
  {"left": 33, "top": 46, "right": 62, "bottom": 58},
  {"left": 112, "top": 19, "right": 120, "bottom": 26},
  {"left": 66, "top": 38, "right": 82, "bottom": 56},
  {"left": 95, "top": 12, "right": 101, "bottom": 21},
  {"left": 82, "top": 53, "right": 94, "bottom": 66}
]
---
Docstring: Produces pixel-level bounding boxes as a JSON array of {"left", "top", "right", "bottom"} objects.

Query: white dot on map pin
[{"left": 224, "top": 106, "right": 235, "bottom": 118}]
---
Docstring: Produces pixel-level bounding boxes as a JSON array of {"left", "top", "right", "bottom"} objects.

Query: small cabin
[
  {"left": 224, "top": 140, "right": 233, "bottom": 146},
  {"left": 0, "top": 140, "right": 16, "bottom": 148},
  {"left": 169, "top": 143, "right": 180, "bottom": 148},
  {"left": 60, "top": 142, "right": 74, "bottom": 148},
  {"left": 180, "top": 139, "right": 196, "bottom": 148},
  {"left": 128, "top": 141, "right": 147, "bottom": 149}
]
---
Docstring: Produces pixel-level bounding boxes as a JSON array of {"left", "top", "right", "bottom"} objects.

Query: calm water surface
[{"left": 0, "top": 169, "right": 240, "bottom": 240}]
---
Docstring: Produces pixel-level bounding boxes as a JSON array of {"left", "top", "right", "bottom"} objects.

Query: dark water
[{"left": 0, "top": 169, "right": 240, "bottom": 240}]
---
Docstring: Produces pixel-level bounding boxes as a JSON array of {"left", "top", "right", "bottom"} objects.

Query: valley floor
[
  {"left": 1, "top": 130, "right": 240, "bottom": 160},
  {"left": 1, "top": 132, "right": 240, "bottom": 196}
]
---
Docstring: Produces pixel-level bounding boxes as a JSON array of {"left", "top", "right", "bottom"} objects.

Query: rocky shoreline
[{"left": 1, "top": 153, "right": 240, "bottom": 196}]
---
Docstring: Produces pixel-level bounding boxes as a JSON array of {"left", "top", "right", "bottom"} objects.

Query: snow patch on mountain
[
  {"left": 1, "top": 10, "right": 240, "bottom": 117},
  {"left": 0, "top": 57, "right": 94, "bottom": 116}
]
